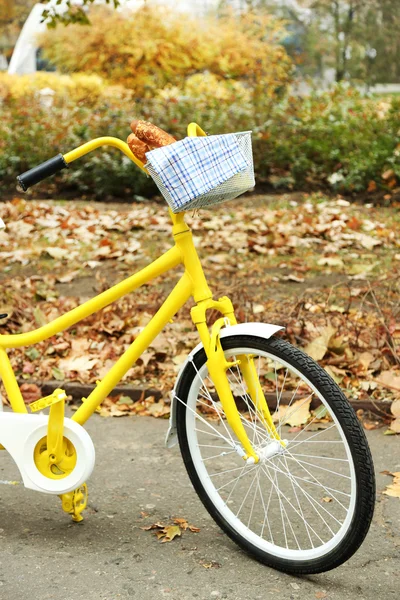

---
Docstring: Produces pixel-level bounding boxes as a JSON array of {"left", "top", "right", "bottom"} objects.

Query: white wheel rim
[{"left": 183, "top": 346, "right": 357, "bottom": 562}]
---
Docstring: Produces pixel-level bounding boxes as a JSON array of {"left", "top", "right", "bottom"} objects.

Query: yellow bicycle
[{"left": 0, "top": 123, "right": 375, "bottom": 574}]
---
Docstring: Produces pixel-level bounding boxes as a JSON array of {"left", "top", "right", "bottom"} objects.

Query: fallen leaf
[
  {"left": 33, "top": 306, "right": 47, "bottom": 326},
  {"left": 322, "top": 496, "right": 333, "bottom": 503},
  {"left": 313, "top": 405, "right": 328, "bottom": 420},
  {"left": 172, "top": 353, "right": 188, "bottom": 366},
  {"left": 45, "top": 247, "right": 70, "bottom": 259},
  {"left": 58, "top": 355, "right": 98, "bottom": 373},
  {"left": 324, "top": 365, "right": 343, "bottom": 384},
  {"left": 287, "top": 426, "right": 302, "bottom": 433},
  {"left": 363, "top": 419, "right": 382, "bottom": 431},
  {"left": 376, "top": 370, "right": 400, "bottom": 392},
  {"left": 25, "top": 347, "right": 40, "bottom": 361},
  {"left": 253, "top": 303, "right": 264, "bottom": 314},
  {"left": 56, "top": 270, "right": 80, "bottom": 283},
  {"left": 358, "top": 352, "right": 375, "bottom": 371},
  {"left": 273, "top": 398, "right": 311, "bottom": 427},
  {"left": 389, "top": 417, "right": 400, "bottom": 433},
  {"left": 391, "top": 399, "right": 400, "bottom": 418},
  {"left": 116, "top": 395, "right": 134, "bottom": 406},
  {"left": 347, "top": 263, "right": 376, "bottom": 277},
  {"left": 282, "top": 274, "right": 305, "bottom": 283},
  {"left": 382, "top": 471, "right": 400, "bottom": 498},
  {"left": 317, "top": 257, "right": 344, "bottom": 268},
  {"left": 20, "top": 383, "right": 42, "bottom": 404},
  {"left": 208, "top": 253, "right": 230, "bottom": 264},
  {"left": 358, "top": 234, "right": 381, "bottom": 251},
  {"left": 200, "top": 561, "right": 221, "bottom": 569},
  {"left": 173, "top": 518, "right": 189, "bottom": 530},
  {"left": 108, "top": 404, "right": 128, "bottom": 417},
  {"left": 304, "top": 325, "right": 336, "bottom": 361},
  {"left": 52, "top": 366, "right": 65, "bottom": 381},
  {"left": 141, "top": 522, "right": 165, "bottom": 531},
  {"left": 160, "top": 525, "right": 182, "bottom": 542}
]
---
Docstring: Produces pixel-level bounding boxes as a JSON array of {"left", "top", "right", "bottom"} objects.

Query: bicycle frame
[
  {"left": 0, "top": 211, "right": 207, "bottom": 420},
  {"left": 0, "top": 123, "right": 279, "bottom": 464}
]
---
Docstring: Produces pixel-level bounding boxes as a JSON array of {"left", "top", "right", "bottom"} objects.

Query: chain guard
[{"left": 0, "top": 413, "right": 95, "bottom": 494}]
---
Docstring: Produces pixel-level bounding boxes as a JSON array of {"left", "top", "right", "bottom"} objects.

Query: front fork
[{"left": 191, "top": 297, "right": 282, "bottom": 464}]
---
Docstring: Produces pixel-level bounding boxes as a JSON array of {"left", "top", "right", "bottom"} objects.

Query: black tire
[{"left": 176, "top": 335, "right": 375, "bottom": 574}]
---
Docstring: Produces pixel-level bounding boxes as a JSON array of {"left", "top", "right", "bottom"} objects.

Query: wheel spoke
[{"left": 259, "top": 462, "right": 325, "bottom": 545}]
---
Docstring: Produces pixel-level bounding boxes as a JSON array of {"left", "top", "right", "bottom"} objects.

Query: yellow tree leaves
[{"left": 39, "top": 6, "right": 292, "bottom": 98}]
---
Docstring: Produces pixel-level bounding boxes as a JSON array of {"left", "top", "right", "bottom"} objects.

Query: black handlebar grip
[{"left": 17, "top": 154, "right": 68, "bottom": 191}]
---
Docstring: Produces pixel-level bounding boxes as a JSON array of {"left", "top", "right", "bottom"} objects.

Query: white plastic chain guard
[
  {"left": 165, "top": 322, "right": 284, "bottom": 448},
  {"left": 0, "top": 413, "right": 95, "bottom": 494}
]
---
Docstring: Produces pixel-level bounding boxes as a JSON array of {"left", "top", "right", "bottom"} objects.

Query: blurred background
[{"left": 0, "top": 0, "right": 399, "bottom": 200}]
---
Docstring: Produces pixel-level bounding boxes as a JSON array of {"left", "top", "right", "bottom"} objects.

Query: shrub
[
  {"left": 39, "top": 6, "right": 292, "bottom": 98},
  {"left": 1, "top": 75, "right": 399, "bottom": 199},
  {"left": 0, "top": 72, "right": 108, "bottom": 105},
  {"left": 252, "top": 86, "right": 400, "bottom": 193},
  {"left": 0, "top": 76, "right": 152, "bottom": 198}
]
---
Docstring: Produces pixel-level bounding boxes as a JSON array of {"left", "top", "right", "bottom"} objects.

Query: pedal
[
  {"left": 59, "top": 483, "right": 88, "bottom": 523},
  {"left": 29, "top": 389, "right": 67, "bottom": 413}
]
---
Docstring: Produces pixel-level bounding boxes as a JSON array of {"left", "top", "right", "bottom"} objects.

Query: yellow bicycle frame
[{"left": 0, "top": 123, "right": 280, "bottom": 462}]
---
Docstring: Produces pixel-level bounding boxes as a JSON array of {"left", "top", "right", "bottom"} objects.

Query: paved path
[{"left": 0, "top": 415, "right": 399, "bottom": 600}]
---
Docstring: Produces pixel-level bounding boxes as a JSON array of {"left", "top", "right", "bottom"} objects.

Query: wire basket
[{"left": 145, "top": 131, "right": 255, "bottom": 213}]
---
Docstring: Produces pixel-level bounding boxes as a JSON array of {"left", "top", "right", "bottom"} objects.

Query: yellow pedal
[
  {"left": 59, "top": 483, "right": 88, "bottom": 523},
  {"left": 29, "top": 389, "right": 67, "bottom": 413}
]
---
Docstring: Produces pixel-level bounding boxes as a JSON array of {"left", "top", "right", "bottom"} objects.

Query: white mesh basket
[{"left": 145, "top": 131, "right": 255, "bottom": 213}]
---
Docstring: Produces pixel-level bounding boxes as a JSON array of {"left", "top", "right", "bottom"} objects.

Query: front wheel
[{"left": 176, "top": 335, "right": 375, "bottom": 574}]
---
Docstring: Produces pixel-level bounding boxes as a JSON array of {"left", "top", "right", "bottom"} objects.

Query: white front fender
[{"left": 165, "top": 322, "right": 284, "bottom": 448}]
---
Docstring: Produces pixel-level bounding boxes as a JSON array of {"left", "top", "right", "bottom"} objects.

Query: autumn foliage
[
  {"left": 1, "top": 6, "right": 399, "bottom": 197},
  {"left": 39, "top": 6, "right": 292, "bottom": 97}
]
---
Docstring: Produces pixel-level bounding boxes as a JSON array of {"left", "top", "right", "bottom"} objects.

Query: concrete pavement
[{"left": 0, "top": 415, "right": 399, "bottom": 600}]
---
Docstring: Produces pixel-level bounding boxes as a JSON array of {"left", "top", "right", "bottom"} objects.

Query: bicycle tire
[{"left": 176, "top": 334, "right": 375, "bottom": 574}]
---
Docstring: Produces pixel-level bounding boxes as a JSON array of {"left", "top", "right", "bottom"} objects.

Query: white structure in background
[{"left": 8, "top": 3, "right": 48, "bottom": 75}]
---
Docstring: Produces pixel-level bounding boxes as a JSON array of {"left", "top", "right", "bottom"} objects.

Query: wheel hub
[{"left": 256, "top": 439, "right": 287, "bottom": 462}]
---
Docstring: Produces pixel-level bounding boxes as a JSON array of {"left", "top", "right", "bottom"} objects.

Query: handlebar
[
  {"left": 17, "top": 154, "right": 68, "bottom": 192},
  {"left": 16, "top": 137, "right": 147, "bottom": 192},
  {"left": 16, "top": 124, "right": 206, "bottom": 192}
]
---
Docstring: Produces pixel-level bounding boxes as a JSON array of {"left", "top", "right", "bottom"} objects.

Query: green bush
[
  {"left": 252, "top": 86, "right": 400, "bottom": 193},
  {"left": 1, "top": 75, "right": 399, "bottom": 199}
]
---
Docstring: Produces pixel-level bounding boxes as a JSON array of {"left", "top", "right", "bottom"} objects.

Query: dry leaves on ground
[
  {"left": 141, "top": 517, "right": 200, "bottom": 542},
  {"left": 2, "top": 195, "right": 400, "bottom": 429}
]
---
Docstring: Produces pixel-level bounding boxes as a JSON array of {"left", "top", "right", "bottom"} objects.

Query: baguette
[
  {"left": 130, "top": 120, "right": 176, "bottom": 149},
  {"left": 127, "top": 133, "right": 150, "bottom": 163}
]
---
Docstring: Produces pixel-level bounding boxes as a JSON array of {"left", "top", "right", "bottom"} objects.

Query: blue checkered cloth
[{"left": 145, "top": 134, "right": 248, "bottom": 210}]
